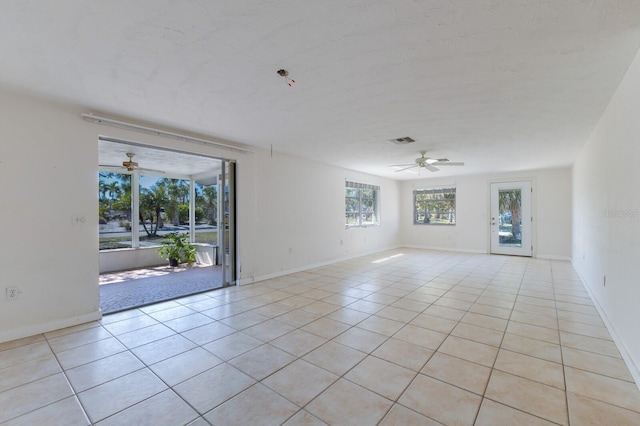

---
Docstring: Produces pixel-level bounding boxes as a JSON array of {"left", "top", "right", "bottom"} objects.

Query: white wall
[
  {"left": 0, "top": 90, "right": 400, "bottom": 343},
  {"left": 0, "top": 93, "right": 101, "bottom": 342},
  {"left": 572, "top": 48, "right": 640, "bottom": 378},
  {"left": 248, "top": 149, "right": 401, "bottom": 281},
  {"left": 399, "top": 168, "right": 572, "bottom": 259}
]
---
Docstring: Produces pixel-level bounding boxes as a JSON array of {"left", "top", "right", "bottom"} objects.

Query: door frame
[
  {"left": 489, "top": 179, "right": 535, "bottom": 256},
  {"left": 219, "top": 160, "right": 237, "bottom": 286}
]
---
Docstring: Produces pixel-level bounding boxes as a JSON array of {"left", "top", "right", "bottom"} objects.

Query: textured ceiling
[{"left": 2, "top": 1, "right": 640, "bottom": 179}]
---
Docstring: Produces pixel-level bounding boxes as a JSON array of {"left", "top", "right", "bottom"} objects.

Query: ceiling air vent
[{"left": 389, "top": 136, "right": 415, "bottom": 145}]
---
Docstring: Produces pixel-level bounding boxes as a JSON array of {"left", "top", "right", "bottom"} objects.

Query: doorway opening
[
  {"left": 98, "top": 138, "right": 237, "bottom": 313},
  {"left": 490, "top": 181, "right": 532, "bottom": 256}
]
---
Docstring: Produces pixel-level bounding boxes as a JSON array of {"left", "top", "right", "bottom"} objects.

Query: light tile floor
[{"left": 1, "top": 249, "right": 640, "bottom": 425}]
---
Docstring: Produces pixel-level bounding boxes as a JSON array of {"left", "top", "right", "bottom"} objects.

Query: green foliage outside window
[
  {"left": 99, "top": 171, "right": 219, "bottom": 250},
  {"left": 414, "top": 188, "right": 456, "bottom": 225},
  {"left": 346, "top": 182, "right": 379, "bottom": 227}
]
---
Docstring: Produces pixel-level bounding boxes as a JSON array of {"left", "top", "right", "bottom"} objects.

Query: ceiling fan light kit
[
  {"left": 390, "top": 150, "right": 464, "bottom": 173},
  {"left": 122, "top": 153, "right": 138, "bottom": 171}
]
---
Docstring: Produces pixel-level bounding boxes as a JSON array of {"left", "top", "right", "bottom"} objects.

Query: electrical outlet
[
  {"left": 72, "top": 214, "right": 86, "bottom": 226},
  {"left": 6, "top": 287, "right": 19, "bottom": 301}
]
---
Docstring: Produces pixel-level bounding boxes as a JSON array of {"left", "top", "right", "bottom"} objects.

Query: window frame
[
  {"left": 345, "top": 181, "right": 380, "bottom": 228},
  {"left": 413, "top": 187, "right": 456, "bottom": 226},
  {"left": 98, "top": 171, "right": 134, "bottom": 251}
]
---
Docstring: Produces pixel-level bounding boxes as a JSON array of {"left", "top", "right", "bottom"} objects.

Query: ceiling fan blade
[
  {"left": 425, "top": 165, "right": 440, "bottom": 172},
  {"left": 99, "top": 165, "right": 124, "bottom": 171},
  {"left": 433, "top": 162, "right": 464, "bottom": 166},
  {"left": 389, "top": 163, "right": 416, "bottom": 167},
  {"left": 394, "top": 165, "right": 418, "bottom": 172},
  {"left": 99, "top": 165, "right": 165, "bottom": 174}
]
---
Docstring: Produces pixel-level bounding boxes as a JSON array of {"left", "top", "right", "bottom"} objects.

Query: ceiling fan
[
  {"left": 391, "top": 151, "right": 464, "bottom": 173},
  {"left": 99, "top": 152, "right": 165, "bottom": 174}
]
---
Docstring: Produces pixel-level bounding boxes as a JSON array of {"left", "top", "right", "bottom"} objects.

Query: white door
[{"left": 490, "top": 181, "right": 532, "bottom": 256}]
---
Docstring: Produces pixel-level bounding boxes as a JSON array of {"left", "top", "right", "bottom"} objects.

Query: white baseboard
[
  {"left": 537, "top": 254, "right": 572, "bottom": 261},
  {"left": 239, "top": 245, "right": 569, "bottom": 286},
  {"left": 403, "top": 244, "right": 571, "bottom": 261},
  {"left": 238, "top": 245, "right": 401, "bottom": 285},
  {"left": 401, "top": 244, "right": 487, "bottom": 254},
  {"left": 0, "top": 310, "right": 103, "bottom": 344},
  {"left": 238, "top": 245, "right": 573, "bottom": 287},
  {"left": 572, "top": 261, "right": 640, "bottom": 392}
]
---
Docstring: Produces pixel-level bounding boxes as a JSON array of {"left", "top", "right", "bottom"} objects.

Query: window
[
  {"left": 414, "top": 187, "right": 456, "bottom": 225},
  {"left": 194, "top": 182, "right": 218, "bottom": 244},
  {"left": 345, "top": 181, "right": 380, "bottom": 227},
  {"left": 99, "top": 172, "right": 133, "bottom": 250},
  {"left": 138, "top": 174, "right": 189, "bottom": 245}
]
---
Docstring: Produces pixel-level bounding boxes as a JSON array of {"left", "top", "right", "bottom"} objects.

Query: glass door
[
  {"left": 218, "top": 161, "right": 236, "bottom": 286},
  {"left": 490, "top": 181, "right": 532, "bottom": 256}
]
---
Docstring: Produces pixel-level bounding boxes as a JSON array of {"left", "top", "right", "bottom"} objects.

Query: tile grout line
[
  {"left": 2, "top": 251, "right": 638, "bottom": 425},
  {"left": 553, "top": 260, "right": 572, "bottom": 426},
  {"left": 42, "top": 331, "right": 93, "bottom": 426},
  {"left": 470, "top": 256, "right": 527, "bottom": 425}
]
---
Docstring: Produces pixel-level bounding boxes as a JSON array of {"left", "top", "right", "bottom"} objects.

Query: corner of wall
[{"left": 571, "top": 261, "right": 640, "bottom": 390}]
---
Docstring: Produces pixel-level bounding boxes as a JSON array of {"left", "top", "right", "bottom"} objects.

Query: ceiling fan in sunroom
[{"left": 99, "top": 152, "right": 165, "bottom": 174}]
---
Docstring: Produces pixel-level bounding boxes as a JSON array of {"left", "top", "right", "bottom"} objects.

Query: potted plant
[{"left": 158, "top": 232, "right": 196, "bottom": 267}]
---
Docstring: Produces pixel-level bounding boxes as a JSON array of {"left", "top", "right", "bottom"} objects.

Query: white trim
[
  {"left": 238, "top": 245, "right": 401, "bottom": 285},
  {"left": 401, "top": 245, "right": 570, "bottom": 259},
  {"left": 486, "top": 176, "right": 538, "bottom": 257},
  {"left": 411, "top": 182, "right": 456, "bottom": 189},
  {"left": 572, "top": 261, "right": 640, "bottom": 392},
  {"left": 84, "top": 113, "right": 253, "bottom": 153},
  {"left": 489, "top": 181, "right": 533, "bottom": 256},
  {"left": 536, "top": 254, "right": 572, "bottom": 261},
  {"left": 0, "top": 310, "right": 103, "bottom": 345},
  {"left": 401, "top": 244, "right": 487, "bottom": 255}
]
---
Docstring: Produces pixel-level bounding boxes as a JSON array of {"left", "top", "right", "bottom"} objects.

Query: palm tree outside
[{"left": 498, "top": 189, "right": 522, "bottom": 243}]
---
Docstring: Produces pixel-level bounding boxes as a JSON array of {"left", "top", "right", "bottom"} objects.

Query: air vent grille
[{"left": 389, "top": 136, "right": 415, "bottom": 145}]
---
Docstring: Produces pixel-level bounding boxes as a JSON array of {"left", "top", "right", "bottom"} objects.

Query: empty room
[{"left": 1, "top": 1, "right": 639, "bottom": 425}]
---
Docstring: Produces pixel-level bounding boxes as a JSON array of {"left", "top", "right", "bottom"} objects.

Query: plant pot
[{"left": 169, "top": 258, "right": 180, "bottom": 267}]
